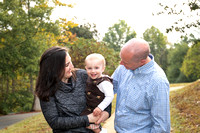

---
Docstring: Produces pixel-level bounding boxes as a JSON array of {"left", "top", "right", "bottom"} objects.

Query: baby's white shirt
[{"left": 96, "top": 80, "right": 114, "bottom": 111}]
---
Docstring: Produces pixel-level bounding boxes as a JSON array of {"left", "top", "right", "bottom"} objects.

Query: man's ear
[
  {"left": 140, "top": 59, "right": 146, "bottom": 65},
  {"left": 85, "top": 66, "right": 87, "bottom": 70}
]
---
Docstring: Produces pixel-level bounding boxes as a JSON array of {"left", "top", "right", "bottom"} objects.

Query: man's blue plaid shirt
[{"left": 112, "top": 55, "right": 170, "bottom": 133}]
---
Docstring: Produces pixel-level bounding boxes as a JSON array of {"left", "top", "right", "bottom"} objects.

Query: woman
[{"left": 35, "top": 46, "right": 111, "bottom": 132}]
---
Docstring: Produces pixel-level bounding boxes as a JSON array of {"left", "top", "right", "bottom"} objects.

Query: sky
[{"left": 50, "top": 0, "right": 187, "bottom": 44}]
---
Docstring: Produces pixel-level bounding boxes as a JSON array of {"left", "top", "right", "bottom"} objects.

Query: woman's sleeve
[{"left": 40, "top": 97, "right": 90, "bottom": 130}]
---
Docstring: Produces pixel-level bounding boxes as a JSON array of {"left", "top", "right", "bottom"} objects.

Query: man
[{"left": 112, "top": 38, "right": 170, "bottom": 132}]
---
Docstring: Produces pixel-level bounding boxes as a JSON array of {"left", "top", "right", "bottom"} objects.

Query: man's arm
[{"left": 150, "top": 81, "right": 171, "bottom": 133}]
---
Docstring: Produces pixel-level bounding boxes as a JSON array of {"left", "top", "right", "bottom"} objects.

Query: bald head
[
  {"left": 121, "top": 38, "right": 150, "bottom": 62},
  {"left": 119, "top": 38, "right": 151, "bottom": 70}
]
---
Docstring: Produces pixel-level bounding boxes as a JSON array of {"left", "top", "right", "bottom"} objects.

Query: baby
[{"left": 81, "top": 53, "right": 114, "bottom": 133}]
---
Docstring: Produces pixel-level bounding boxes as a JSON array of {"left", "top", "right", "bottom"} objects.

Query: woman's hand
[
  {"left": 87, "top": 113, "right": 100, "bottom": 123},
  {"left": 95, "top": 111, "right": 109, "bottom": 124}
]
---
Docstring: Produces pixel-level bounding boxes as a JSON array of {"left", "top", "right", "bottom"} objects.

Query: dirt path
[
  {"left": 102, "top": 86, "right": 185, "bottom": 132},
  {"left": 102, "top": 112, "right": 115, "bottom": 133},
  {"left": 170, "top": 86, "right": 185, "bottom": 91}
]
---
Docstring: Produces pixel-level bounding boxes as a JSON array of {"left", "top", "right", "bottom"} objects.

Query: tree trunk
[
  {"left": 12, "top": 78, "right": 15, "bottom": 93},
  {"left": 6, "top": 75, "right": 9, "bottom": 94},
  {"left": 29, "top": 74, "right": 34, "bottom": 94},
  {"left": 30, "top": 74, "right": 41, "bottom": 111},
  {"left": 0, "top": 77, "right": 3, "bottom": 97},
  {"left": 31, "top": 94, "right": 41, "bottom": 111}
]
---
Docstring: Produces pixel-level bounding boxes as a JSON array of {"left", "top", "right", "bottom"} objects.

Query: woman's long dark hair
[{"left": 35, "top": 46, "right": 68, "bottom": 101}]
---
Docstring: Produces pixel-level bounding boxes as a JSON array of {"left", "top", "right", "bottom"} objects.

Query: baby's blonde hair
[{"left": 85, "top": 53, "right": 106, "bottom": 67}]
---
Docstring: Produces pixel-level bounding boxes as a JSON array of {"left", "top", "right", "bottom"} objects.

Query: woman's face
[{"left": 62, "top": 53, "right": 74, "bottom": 81}]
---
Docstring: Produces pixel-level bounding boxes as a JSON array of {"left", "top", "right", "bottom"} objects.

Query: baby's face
[{"left": 85, "top": 59, "right": 105, "bottom": 79}]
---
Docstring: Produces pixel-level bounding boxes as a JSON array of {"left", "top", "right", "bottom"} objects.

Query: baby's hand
[{"left": 93, "top": 107, "right": 102, "bottom": 116}]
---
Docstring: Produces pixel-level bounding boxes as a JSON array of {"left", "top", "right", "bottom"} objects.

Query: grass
[
  {"left": 0, "top": 113, "right": 52, "bottom": 133},
  {"left": 170, "top": 80, "right": 200, "bottom": 133},
  {"left": 1, "top": 80, "right": 199, "bottom": 132}
]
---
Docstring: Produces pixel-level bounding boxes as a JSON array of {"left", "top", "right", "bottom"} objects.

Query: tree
[
  {"left": 156, "top": 1, "right": 200, "bottom": 81},
  {"left": 0, "top": 0, "right": 73, "bottom": 114},
  {"left": 65, "top": 38, "right": 120, "bottom": 75},
  {"left": 156, "top": 0, "right": 200, "bottom": 34},
  {"left": 166, "top": 37, "right": 190, "bottom": 83},
  {"left": 103, "top": 20, "right": 137, "bottom": 52},
  {"left": 143, "top": 26, "right": 168, "bottom": 72},
  {"left": 181, "top": 40, "right": 200, "bottom": 81},
  {"left": 57, "top": 18, "right": 78, "bottom": 46},
  {"left": 69, "top": 23, "right": 99, "bottom": 40}
]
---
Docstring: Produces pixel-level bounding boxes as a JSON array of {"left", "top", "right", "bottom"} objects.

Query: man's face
[{"left": 120, "top": 50, "right": 141, "bottom": 70}]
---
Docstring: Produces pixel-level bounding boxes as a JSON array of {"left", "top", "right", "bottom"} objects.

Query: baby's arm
[{"left": 95, "top": 81, "right": 114, "bottom": 115}]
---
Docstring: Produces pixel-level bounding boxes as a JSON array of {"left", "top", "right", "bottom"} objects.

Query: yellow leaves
[
  {"left": 53, "top": 0, "right": 73, "bottom": 7},
  {"left": 39, "top": 2, "right": 48, "bottom": 8},
  {"left": 56, "top": 18, "right": 78, "bottom": 45},
  {"left": 41, "top": 28, "right": 45, "bottom": 32},
  {"left": 59, "top": 18, "right": 78, "bottom": 32},
  {"left": 33, "top": 2, "right": 48, "bottom": 8},
  {"left": 0, "top": 38, "right": 5, "bottom": 48},
  {"left": 60, "top": 18, "right": 67, "bottom": 21},
  {"left": 67, "top": 21, "right": 78, "bottom": 28},
  {"left": 57, "top": 31, "right": 77, "bottom": 45},
  {"left": 1, "top": 38, "right": 5, "bottom": 42},
  {"left": 67, "top": 4, "right": 74, "bottom": 8}
]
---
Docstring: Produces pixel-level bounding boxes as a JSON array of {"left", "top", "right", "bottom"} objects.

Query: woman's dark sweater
[{"left": 40, "top": 69, "right": 111, "bottom": 133}]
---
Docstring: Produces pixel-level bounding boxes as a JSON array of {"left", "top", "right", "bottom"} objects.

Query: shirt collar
[{"left": 131, "top": 54, "right": 154, "bottom": 74}]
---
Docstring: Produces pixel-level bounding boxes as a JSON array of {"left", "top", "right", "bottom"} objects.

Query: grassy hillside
[{"left": 170, "top": 80, "right": 200, "bottom": 132}]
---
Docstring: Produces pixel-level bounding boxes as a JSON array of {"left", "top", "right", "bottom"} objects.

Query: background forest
[{"left": 0, "top": 0, "right": 199, "bottom": 115}]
